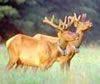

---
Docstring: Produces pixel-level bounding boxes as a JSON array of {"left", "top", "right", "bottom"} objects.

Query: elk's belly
[{"left": 19, "top": 51, "right": 41, "bottom": 67}]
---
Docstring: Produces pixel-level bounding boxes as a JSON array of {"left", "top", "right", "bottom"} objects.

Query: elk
[
  {"left": 55, "top": 13, "right": 92, "bottom": 71},
  {"left": 6, "top": 15, "right": 79, "bottom": 71}
]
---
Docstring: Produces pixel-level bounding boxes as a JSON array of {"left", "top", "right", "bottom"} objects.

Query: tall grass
[{"left": 0, "top": 44, "right": 100, "bottom": 84}]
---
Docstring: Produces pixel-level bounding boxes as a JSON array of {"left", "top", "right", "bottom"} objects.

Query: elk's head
[{"left": 73, "top": 13, "right": 93, "bottom": 31}]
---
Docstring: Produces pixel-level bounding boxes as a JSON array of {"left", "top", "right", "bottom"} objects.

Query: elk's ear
[{"left": 87, "top": 21, "right": 93, "bottom": 28}]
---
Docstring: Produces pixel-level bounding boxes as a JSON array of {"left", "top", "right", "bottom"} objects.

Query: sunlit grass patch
[{"left": 0, "top": 44, "right": 100, "bottom": 84}]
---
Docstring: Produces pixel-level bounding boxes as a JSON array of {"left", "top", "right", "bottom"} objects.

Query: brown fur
[
  {"left": 19, "top": 31, "right": 79, "bottom": 71},
  {"left": 6, "top": 34, "right": 59, "bottom": 71}
]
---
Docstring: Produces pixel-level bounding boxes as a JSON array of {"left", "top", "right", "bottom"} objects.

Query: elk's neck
[
  {"left": 76, "top": 29, "right": 84, "bottom": 36},
  {"left": 75, "top": 29, "right": 84, "bottom": 48},
  {"left": 58, "top": 29, "right": 85, "bottom": 49}
]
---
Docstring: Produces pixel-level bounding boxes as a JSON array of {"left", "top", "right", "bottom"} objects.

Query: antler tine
[
  {"left": 64, "top": 16, "right": 74, "bottom": 29},
  {"left": 43, "top": 16, "right": 48, "bottom": 23},
  {"left": 74, "top": 13, "right": 77, "bottom": 21},
  {"left": 58, "top": 19, "right": 63, "bottom": 27},
  {"left": 51, "top": 15, "right": 55, "bottom": 22},
  {"left": 78, "top": 15, "right": 81, "bottom": 21},
  {"left": 74, "top": 13, "right": 81, "bottom": 21},
  {"left": 73, "top": 13, "right": 82, "bottom": 22},
  {"left": 43, "top": 15, "right": 58, "bottom": 28},
  {"left": 59, "top": 16, "right": 67, "bottom": 29},
  {"left": 68, "top": 16, "right": 74, "bottom": 25},
  {"left": 43, "top": 15, "right": 63, "bottom": 31},
  {"left": 63, "top": 16, "right": 68, "bottom": 29},
  {"left": 64, "top": 16, "right": 67, "bottom": 24},
  {"left": 59, "top": 16, "right": 68, "bottom": 30},
  {"left": 81, "top": 13, "right": 87, "bottom": 21}
]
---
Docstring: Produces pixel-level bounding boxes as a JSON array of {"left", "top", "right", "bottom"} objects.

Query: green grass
[{"left": 0, "top": 44, "right": 100, "bottom": 84}]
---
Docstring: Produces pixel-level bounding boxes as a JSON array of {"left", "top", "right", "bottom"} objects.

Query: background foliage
[{"left": 0, "top": 0, "right": 100, "bottom": 43}]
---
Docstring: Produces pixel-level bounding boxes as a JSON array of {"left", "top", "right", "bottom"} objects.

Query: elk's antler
[
  {"left": 43, "top": 15, "right": 63, "bottom": 31},
  {"left": 43, "top": 15, "right": 74, "bottom": 31},
  {"left": 73, "top": 13, "right": 93, "bottom": 30},
  {"left": 64, "top": 16, "right": 75, "bottom": 29},
  {"left": 73, "top": 13, "right": 81, "bottom": 22},
  {"left": 81, "top": 13, "right": 87, "bottom": 22}
]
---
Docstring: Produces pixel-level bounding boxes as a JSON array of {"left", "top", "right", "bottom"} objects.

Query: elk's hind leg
[
  {"left": 7, "top": 55, "right": 18, "bottom": 71},
  {"left": 6, "top": 44, "right": 19, "bottom": 71}
]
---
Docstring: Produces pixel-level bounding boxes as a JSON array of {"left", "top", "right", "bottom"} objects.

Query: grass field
[{"left": 0, "top": 44, "right": 100, "bottom": 84}]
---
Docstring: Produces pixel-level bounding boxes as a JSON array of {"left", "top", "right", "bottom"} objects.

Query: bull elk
[
  {"left": 6, "top": 15, "right": 78, "bottom": 71},
  {"left": 56, "top": 13, "right": 92, "bottom": 71}
]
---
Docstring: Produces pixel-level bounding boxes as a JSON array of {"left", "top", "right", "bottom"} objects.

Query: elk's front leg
[
  {"left": 59, "top": 56, "right": 70, "bottom": 72},
  {"left": 40, "top": 58, "right": 52, "bottom": 71},
  {"left": 60, "top": 46, "right": 76, "bottom": 72},
  {"left": 40, "top": 57, "right": 57, "bottom": 71},
  {"left": 57, "top": 56, "right": 67, "bottom": 71}
]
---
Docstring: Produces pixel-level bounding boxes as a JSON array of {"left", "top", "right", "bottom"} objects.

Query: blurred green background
[{"left": 0, "top": 0, "right": 99, "bottom": 44}]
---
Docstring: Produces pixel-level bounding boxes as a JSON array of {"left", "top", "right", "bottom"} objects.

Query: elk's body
[{"left": 6, "top": 34, "right": 61, "bottom": 71}]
